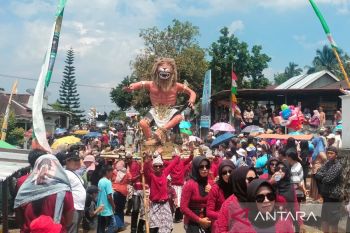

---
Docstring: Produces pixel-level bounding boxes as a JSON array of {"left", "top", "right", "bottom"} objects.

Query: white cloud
[
  {"left": 293, "top": 35, "right": 327, "bottom": 49},
  {"left": 228, "top": 20, "right": 244, "bottom": 34},
  {"left": 1, "top": 0, "right": 349, "bottom": 112},
  {"left": 259, "top": 0, "right": 350, "bottom": 13},
  {"left": 10, "top": 0, "right": 52, "bottom": 19}
]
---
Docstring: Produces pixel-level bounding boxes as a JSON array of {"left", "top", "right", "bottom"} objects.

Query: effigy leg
[
  {"left": 139, "top": 119, "right": 152, "bottom": 139},
  {"left": 163, "top": 114, "right": 184, "bottom": 130}
]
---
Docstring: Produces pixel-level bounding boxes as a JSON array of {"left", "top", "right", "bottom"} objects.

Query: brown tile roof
[{"left": 0, "top": 93, "right": 31, "bottom": 118}]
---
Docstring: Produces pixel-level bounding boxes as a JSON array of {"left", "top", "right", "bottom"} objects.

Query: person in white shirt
[{"left": 65, "top": 151, "right": 87, "bottom": 233}]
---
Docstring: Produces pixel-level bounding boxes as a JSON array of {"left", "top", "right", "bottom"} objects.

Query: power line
[{"left": 0, "top": 73, "right": 114, "bottom": 89}]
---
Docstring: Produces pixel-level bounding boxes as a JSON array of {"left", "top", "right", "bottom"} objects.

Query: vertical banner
[
  {"left": 32, "top": 0, "right": 67, "bottom": 152},
  {"left": 231, "top": 67, "right": 238, "bottom": 117},
  {"left": 200, "top": 70, "right": 211, "bottom": 128}
]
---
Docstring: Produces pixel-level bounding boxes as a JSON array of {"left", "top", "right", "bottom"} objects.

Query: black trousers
[
  {"left": 131, "top": 194, "right": 142, "bottom": 233},
  {"left": 97, "top": 215, "right": 113, "bottom": 233}
]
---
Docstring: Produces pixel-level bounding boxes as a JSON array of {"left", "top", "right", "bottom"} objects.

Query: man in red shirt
[{"left": 170, "top": 150, "right": 194, "bottom": 223}]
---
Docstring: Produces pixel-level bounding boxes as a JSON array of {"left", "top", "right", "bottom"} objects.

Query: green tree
[
  {"left": 108, "top": 110, "right": 127, "bottom": 122},
  {"left": 58, "top": 48, "right": 84, "bottom": 125},
  {"left": 110, "top": 76, "right": 137, "bottom": 111},
  {"left": 306, "top": 45, "right": 350, "bottom": 77},
  {"left": 0, "top": 111, "right": 24, "bottom": 146},
  {"left": 274, "top": 62, "right": 303, "bottom": 85},
  {"left": 209, "top": 27, "right": 271, "bottom": 92},
  {"left": 111, "top": 19, "right": 208, "bottom": 113},
  {"left": 50, "top": 100, "right": 67, "bottom": 111}
]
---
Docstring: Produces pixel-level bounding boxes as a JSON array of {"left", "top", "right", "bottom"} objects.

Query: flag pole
[
  {"left": 138, "top": 131, "right": 150, "bottom": 233},
  {"left": 332, "top": 47, "right": 350, "bottom": 88},
  {"left": 1, "top": 80, "right": 18, "bottom": 141},
  {"left": 308, "top": 0, "right": 350, "bottom": 88}
]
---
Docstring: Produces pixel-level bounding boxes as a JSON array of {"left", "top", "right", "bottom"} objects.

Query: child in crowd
[{"left": 82, "top": 185, "right": 104, "bottom": 233}]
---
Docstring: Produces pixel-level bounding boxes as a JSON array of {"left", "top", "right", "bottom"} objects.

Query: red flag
[{"left": 232, "top": 70, "right": 238, "bottom": 81}]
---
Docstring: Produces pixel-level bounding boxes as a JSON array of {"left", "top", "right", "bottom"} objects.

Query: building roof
[
  {"left": 0, "top": 93, "right": 71, "bottom": 119},
  {"left": 0, "top": 94, "right": 31, "bottom": 118},
  {"left": 0, "top": 148, "right": 29, "bottom": 182},
  {"left": 275, "top": 70, "right": 339, "bottom": 89}
]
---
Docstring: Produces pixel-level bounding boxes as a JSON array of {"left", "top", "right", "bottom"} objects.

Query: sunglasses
[
  {"left": 153, "top": 165, "right": 163, "bottom": 169},
  {"left": 222, "top": 170, "right": 232, "bottom": 176},
  {"left": 246, "top": 176, "right": 257, "bottom": 183},
  {"left": 255, "top": 192, "right": 276, "bottom": 203},
  {"left": 270, "top": 162, "right": 278, "bottom": 167},
  {"left": 275, "top": 167, "right": 286, "bottom": 172},
  {"left": 199, "top": 164, "right": 210, "bottom": 170}
]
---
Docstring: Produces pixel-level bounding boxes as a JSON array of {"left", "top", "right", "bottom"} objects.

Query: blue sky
[{"left": 1, "top": 0, "right": 349, "bottom": 113}]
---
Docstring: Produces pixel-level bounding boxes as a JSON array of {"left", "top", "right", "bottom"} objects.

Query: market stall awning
[{"left": 0, "top": 149, "right": 30, "bottom": 182}]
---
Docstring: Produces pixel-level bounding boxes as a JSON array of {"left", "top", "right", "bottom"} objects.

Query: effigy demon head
[{"left": 151, "top": 57, "right": 177, "bottom": 91}]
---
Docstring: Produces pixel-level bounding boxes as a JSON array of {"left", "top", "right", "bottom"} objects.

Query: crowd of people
[
  {"left": 226, "top": 105, "right": 342, "bottom": 134},
  {"left": 11, "top": 120, "right": 348, "bottom": 233}
]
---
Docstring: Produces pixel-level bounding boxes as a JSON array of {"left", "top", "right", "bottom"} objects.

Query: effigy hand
[
  {"left": 188, "top": 101, "right": 195, "bottom": 109},
  {"left": 123, "top": 85, "right": 132, "bottom": 93}
]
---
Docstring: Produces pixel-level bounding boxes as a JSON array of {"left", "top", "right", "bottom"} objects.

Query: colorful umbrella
[
  {"left": 83, "top": 132, "right": 102, "bottom": 139},
  {"left": 73, "top": 130, "right": 89, "bottom": 135},
  {"left": 210, "top": 132, "right": 235, "bottom": 148},
  {"left": 210, "top": 122, "right": 235, "bottom": 132},
  {"left": 54, "top": 128, "right": 67, "bottom": 135},
  {"left": 179, "top": 121, "right": 192, "bottom": 129},
  {"left": 51, "top": 136, "right": 81, "bottom": 149},
  {"left": 180, "top": 128, "right": 192, "bottom": 136},
  {"left": 0, "top": 140, "right": 16, "bottom": 149},
  {"left": 334, "top": 124, "right": 342, "bottom": 132},
  {"left": 241, "top": 125, "right": 264, "bottom": 133},
  {"left": 189, "top": 135, "right": 202, "bottom": 142}
]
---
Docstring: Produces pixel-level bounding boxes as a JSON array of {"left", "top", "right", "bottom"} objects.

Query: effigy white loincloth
[{"left": 149, "top": 106, "right": 178, "bottom": 128}]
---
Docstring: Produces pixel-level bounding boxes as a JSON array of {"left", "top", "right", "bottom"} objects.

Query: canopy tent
[{"left": 0, "top": 140, "right": 16, "bottom": 149}]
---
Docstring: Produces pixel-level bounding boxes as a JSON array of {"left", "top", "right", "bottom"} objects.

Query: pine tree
[{"left": 58, "top": 48, "right": 84, "bottom": 126}]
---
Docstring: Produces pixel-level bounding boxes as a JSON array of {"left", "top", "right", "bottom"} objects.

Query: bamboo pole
[
  {"left": 139, "top": 132, "right": 150, "bottom": 233},
  {"left": 1, "top": 80, "right": 18, "bottom": 141},
  {"left": 332, "top": 47, "right": 350, "bottom": 88}
]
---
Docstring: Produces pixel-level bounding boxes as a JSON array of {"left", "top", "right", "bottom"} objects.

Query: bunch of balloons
[{"left": 277, "top": 104, "right": 304, "bottom": 130}]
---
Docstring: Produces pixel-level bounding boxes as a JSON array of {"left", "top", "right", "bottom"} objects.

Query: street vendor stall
[{"left": 0, "top": 148, "right": 30, "bottom": 233}]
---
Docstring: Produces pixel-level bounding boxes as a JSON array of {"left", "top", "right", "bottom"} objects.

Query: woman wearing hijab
[
  {"left": 215, "top": 166, "right": 258, "bottom": 232},
  {"left": 15, "top": 154, "right": 74, "bottom": 233},
  {"left": 206, "top": 160, "right": 235, "bottom": 232},
  {"left": 299, "top": 141, "right": 312, "bottom": 185},
  {"left": 275, "top": 161, "right": 305, "bottom": 232},
  {"left": 112, "top": 160, "right": 131, "bottom": 230},
  {"left": 310, "top": 137, "right": 327, "bottom": 202},
  {"left": 259, "top": 157, "right": 279, "bottom": 181},
  {"left": 247, "top": 179, "right": 294, "bottom": 233},
  {"left": 181, "top": 156, "right": 212, "bottom": 233}
]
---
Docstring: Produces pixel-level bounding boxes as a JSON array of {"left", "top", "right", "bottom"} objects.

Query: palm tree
[
  {"left": 284, "top": 62, "right": 303, "bottom": 78},
  {"left": 307, "top": 45, "right": 340, "bottom": 75}
]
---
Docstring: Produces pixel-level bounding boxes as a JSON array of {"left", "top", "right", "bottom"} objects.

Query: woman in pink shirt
[
  {"left": 181, "top": 156, "right": 212, "bottom": 233},
  {"left": 206, "top": 160, "right": 235, "bottom": 232}
]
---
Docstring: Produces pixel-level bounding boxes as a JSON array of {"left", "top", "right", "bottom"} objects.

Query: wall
[{"left": 305, "top": 74, "right": 337, "bottom": 89}]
